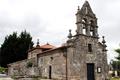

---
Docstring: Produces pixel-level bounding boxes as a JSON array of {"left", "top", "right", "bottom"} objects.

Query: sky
[{"left": 0, "top": 0, "right": 120, "bottom": 62}]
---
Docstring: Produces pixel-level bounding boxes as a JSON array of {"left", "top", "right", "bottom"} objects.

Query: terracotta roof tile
[
  {"left": 40, "top": 43, "right": 55, "bottom": 49},
  {"left": 37, "top": 45, "right": 68, "bottom": 56},
  {"left": 28, "top": 43, "right": 55, "bottom": 52}
]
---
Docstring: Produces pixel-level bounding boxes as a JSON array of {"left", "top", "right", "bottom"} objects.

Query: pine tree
[{"left": 0, "top": 31, "right": 33, "bottom": 67}]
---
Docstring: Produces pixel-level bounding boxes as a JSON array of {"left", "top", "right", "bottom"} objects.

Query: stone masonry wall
[
  {"left": 67, "top": 35, "right": 108, "bottom": 80},
  {"left": 28, "top": 48, "right": 42, "bottom": 59},
  {"left": 8, "top": 58, "right": 39, "bottom": 77},
  {"left": 38, "top": 48, "right": 66, "bottom": 80}
]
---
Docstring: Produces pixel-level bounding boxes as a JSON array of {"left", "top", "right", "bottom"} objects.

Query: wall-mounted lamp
[{"left": 97, "top": 67, "right": 101, "bottom": 73}]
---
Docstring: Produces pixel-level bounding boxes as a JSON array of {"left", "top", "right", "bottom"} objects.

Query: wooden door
[{"left": 87, "top": 63, "right": 95, "bottom": 80}]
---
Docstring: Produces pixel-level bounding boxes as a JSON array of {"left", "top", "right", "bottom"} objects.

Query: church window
[
  {"left": 88, "top": 44, "right": 92, "bottom": 52},
  {"left": 85, "top": 7, "right": 88, "bottom": 14},
  {"left": 50, "top": 57, "right": 53, "bottom": 61},
  {"left": 90, "top": 30, "right": 94, "bottom": 36},
  {"left": 82, "top": 19, "right": 86, "bottom": 23},
  {"left": 97, "top": 67, "right": 101, "bottom": 73},
  {"left": 82, "top": 18, "right": 87, "bottom": 35},
  {"left": 90, "top": 20, "right": 95, "bottom": 36},
  {"left": 83, "top": 27, "right": 86, "bottom": 35}
]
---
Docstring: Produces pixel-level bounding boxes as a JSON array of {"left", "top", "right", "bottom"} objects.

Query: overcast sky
[{"left": 0, "top": 0, "right": 120, "bottom": 62}]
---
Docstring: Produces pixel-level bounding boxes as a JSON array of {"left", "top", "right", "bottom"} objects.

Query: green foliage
[
  {"left": 111, "top": 77, "right": 120, "bottom": 80},
  {"left": 110, "top": 46, "right": 120, "bottom": 71},
  {"left": 115, "top": 48, "right": 120, "bottom": 60},
  {"left": 27, "top": 61, "right": 33, "bottom": 68},
  {"left": 0, "top": 66, "right": 7, "bottom": 73},
  {"left": 41, "top": 76, "right": 48, "bottom": 79},
  {"left": 0, "top": 30, "right": 33, "bottom": 67},
  {"left": 111, "top": 61, "right": 120, "bottom": 70}
]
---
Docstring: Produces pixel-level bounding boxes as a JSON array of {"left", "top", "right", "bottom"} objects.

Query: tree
[
  {"left": 115, "top": 48, "right": 120, "bottom": 61},
  {"left": 0, "top": 31, "right": 33, "bottom": 67},
  {"left": 111, "top": 47, "right": 120, "bottom": 71}
]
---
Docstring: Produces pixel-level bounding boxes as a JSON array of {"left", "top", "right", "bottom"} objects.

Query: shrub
[
  {"left": 0, "top": 66, "right": 7, "bottom": 74},
  {"left": 26, "top": 61, "right": 33, "bottom": 68}
]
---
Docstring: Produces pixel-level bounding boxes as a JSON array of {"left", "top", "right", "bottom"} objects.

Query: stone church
[{"left": 8, "top": 1, "right": 109, "bottom": 80}]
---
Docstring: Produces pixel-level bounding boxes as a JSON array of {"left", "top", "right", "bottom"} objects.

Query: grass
[
  {"left": 111, "top": 77, "right": 120, "bottom": 80},
  {"left": 0, "top": 77, "right": 13, "bottom": 80}
]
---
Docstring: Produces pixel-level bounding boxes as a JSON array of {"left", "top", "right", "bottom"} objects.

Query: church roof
[
  {"left": 28, "top": 43, "right": 55, "bottom": 52},
  {"left": 37, "top": 45, "right": 67, "bottom": 57},
  {"left": 40, "top": 43, "right": 56, "bottom": 49}
]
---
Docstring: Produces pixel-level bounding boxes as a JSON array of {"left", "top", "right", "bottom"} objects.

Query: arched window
[
  {"left": 82, "top": 18, "right": 87, "bottom": 35},
  {"left": 89, "top": 20, "right": 95, "bottom": 36},
  {"left": 89, "top": 20, "right": 94, "bottom": 26}
]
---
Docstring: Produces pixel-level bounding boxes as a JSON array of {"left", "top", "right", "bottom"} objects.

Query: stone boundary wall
[{"left": 8, "top": 58, "right": 39, "bottom": 78}]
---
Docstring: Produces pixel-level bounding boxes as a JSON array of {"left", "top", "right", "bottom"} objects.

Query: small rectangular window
[{"left": 88, "top": 44, "right": 92, "bottom": 52}]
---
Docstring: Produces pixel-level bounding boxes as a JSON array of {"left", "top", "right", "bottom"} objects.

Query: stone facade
[
  {"left": 28, "top": 45, "right": 42, "bottom": 59},
  {"left": 65, "top": 1, "right": 108, "bottom": 80},
  {"left": 28, "top": 43, "right": 55, "bottom": 59},
  {"left": 37, "top": 46, "right": 67, "bottom": 80},
  {"left": 66, "top": 36, "right": 108, "bottom": 80},
  {"left": 8, "top": 58, "right": 39, "bottom": 77},
  {"left": 8, "top": 1, "right": 109, "bottom": 80}
]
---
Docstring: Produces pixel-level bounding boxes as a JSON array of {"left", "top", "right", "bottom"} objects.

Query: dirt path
[{"left": 0, "top": 77, "right": 13, "bottom": 80}]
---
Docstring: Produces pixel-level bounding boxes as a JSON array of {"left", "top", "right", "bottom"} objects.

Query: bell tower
[
  {"left": 76, "top": 1, "right": 98, "bottom": 37},
  {"left": 67, "top": 1, "right": 108, "bottom": 80}
]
